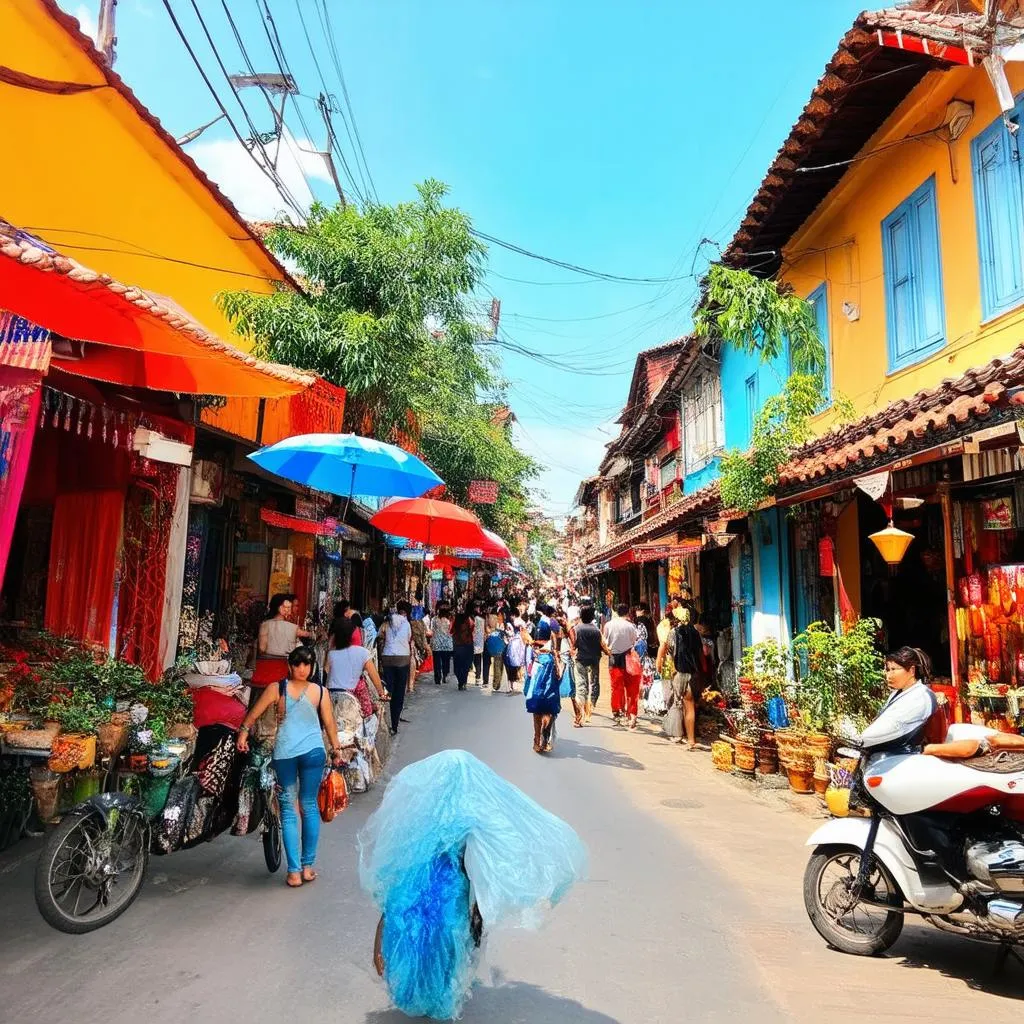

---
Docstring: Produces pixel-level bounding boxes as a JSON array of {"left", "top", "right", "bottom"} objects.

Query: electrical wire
[
  {"left": 159, "top": 0, "right": 305, "bottom": 218},
  {"left": 289, "top": 0, "right": 368, "bottom": 204},
  {"left": 183, "top": 0, "right": 308, "bottom": 215},
  {"left": 315, "top": 0, "right": 378, "bottom": 201},
  {"left": 472, "top": 230, "right": 697, "bottom": 284}
]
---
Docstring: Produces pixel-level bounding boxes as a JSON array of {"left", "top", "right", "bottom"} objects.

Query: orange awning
[{"left": 0, "top": 219, "right": 313, "bottom": 398}]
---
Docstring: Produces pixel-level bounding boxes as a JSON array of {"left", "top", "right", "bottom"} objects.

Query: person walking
[
  {"left": 379, "top": 601, "right": 413, "bottom": 736},
  {"left": 237, "top": 646, "right": 342, "bottom": 888},
  {"left": 483, "top": 607, "right": 508, "bottom": 691},
  {"left": 472, "top": 603, "right": 486, "bottom": 684},
  {"left": 524, "top": 619, "right": 561, "bottom": 752},
  {"left": 429, "top": 604, "right": 454, "bottom": 685},
  {"left": 452, "top": 610, "right": 475, "bottom": 691},
  {"left": 603, "top": 603, "right": 640, "bottom": 729},
  {"left": 571, "top": 605, "right": 609, "bottom": 723},
  {"left": 656, "top": 606, "right": 705, "bottom": 749},
  {"left": 253, "top": 593, "right": 313, "bottom": 688}
]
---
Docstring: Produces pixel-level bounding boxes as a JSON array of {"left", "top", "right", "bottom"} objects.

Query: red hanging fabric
[
  {"left": 45, "top": 490, "right": 124, "bottom": 645},
  {"left": 0, "top": 372, "right": 42, "bottom": 585},
  {"left": 292, "top": 555, "right": 312, "bottom": 626}
]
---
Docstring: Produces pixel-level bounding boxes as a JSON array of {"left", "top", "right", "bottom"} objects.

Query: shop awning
[
  {"left": 0, "top": 220, "right": 314, "bottom": 398},
  {"left": 607, "top": 537, "right": 706, "bottom": 569}
]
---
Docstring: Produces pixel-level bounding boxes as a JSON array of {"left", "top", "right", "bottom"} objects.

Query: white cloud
[
  {"left": 514, "top": 418, "right": 615, "bottom": 523},
  {"left": 73, "top": 2, "right": 98, "bottom": 40},
  {"left": 186, "top": 129, "right": 333, "bottom": 222}
]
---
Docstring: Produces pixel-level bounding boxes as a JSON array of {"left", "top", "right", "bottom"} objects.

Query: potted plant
[
  {"left": 792, "top": 618, "right": 886, "bottom": 750},
  {"left": 46, "top": 688, "right": 105, "bottom": 771}
]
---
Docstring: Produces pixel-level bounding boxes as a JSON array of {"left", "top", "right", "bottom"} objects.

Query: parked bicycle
[{"left": 34, "top": 728, "right": 280, "bottom": 934}]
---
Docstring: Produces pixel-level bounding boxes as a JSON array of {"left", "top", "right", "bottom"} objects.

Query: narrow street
[{"left": 2, "top": 680, "right": 1021, "bottom": 1024}]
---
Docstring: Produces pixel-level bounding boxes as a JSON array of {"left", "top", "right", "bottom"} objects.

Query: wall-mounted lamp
[{"left": 842, "top": 301, "right": 860, "bottom": 322}]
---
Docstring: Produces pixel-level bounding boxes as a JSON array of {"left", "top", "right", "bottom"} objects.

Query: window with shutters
[
  {"left": 881, "top": 176, "right": 946, "bottom": 371},
  {"left": 972, "top": 106, "right": 1024, "bottom": 321},
  {"left": 682, "top": 370, "right": 723, "bottom": 475},
  {"left": 808, "top": 284, "right": 831, "bottom": 409}
]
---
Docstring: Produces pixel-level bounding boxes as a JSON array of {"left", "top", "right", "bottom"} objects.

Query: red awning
[
  {"left": 260, "top": 508, "right": 336, "bottom": 536},
  {"left": 0, "top": 220, "right": 314, "bottom": 398}
]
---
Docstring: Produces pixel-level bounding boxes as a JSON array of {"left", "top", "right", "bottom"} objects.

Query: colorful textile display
[{"left": 359, "top": 750, "right": 588, "bottom": 1020}]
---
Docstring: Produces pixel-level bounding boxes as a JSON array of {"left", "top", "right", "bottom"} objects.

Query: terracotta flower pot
[
  {"left": 806, "top": 733, "right": 832, "bottom": 760},
  {"left": 757, "top": 746, "right": 779, "bottom": 775},
  {"left": 97, "top": 721, "right": 128, "bottom": 759},
  {"left": 29, "top": 768, "right": 60, "bottom": 822},
  {"left": 734, "top": 739, "right": 756, "bottom": 773},
  {"left": 787, "top": 766, "right": 814, "bottom": 794},
  {"left": 812, "top": 775, "right": 829, "bottom": 797}
]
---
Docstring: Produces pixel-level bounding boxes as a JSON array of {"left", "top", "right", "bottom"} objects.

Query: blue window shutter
[
  {"left": 972, "top": 113, "right": 1024, "bottom": 319},
  {"left": 882, "top": 176, "right": 946, "bottom": 371},
  {"left": 808, "top": 283, "right": 830, "bottom": 407}
]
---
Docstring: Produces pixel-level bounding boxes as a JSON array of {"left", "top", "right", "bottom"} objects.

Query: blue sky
[{"left": 67, "top": 0, "right": 867, "bottom": 520}]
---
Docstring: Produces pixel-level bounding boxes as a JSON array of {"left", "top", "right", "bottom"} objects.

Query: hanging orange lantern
[{"left": 869, "top": 520, "right": 914, "bottom": 565}]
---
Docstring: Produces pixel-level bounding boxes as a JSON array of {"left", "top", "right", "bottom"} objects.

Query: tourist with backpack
[{"left": 237, "top": 646, "right": 343, "bottom": 888}]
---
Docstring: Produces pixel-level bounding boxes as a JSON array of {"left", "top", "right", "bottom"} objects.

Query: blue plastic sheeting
[{"left": 358, "top": 750, "right": 588, "bottom": 1019}]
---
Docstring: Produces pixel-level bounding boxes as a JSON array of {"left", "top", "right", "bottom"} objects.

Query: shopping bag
[
  {"left": 558, "top": 659, "right": 575, "bottom": 699},
  {"left": 644, "top": 678, "right": 668, "bottom": 715},
  {"left": 625, "top": 649, "right": 642, "bottom": 677},
  {"left": 318, "top": 767, "right": 349, "bottom": 823}
]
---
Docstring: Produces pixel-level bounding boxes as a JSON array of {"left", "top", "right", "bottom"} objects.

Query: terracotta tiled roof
[
  {"left": 722, "top": 2, "right": 1002, "bottom": 270},
  {"left": 0, "top": 219, "right": 315, "bottom": 391},
  {"left": 603, "top": 338, "right": 700, "bottom": 467},
  {"left": 586, "top": 481, "right": 721, "bottom": 564},
  {"left": 780, "top": 342, "right": 1024, "bottom": 486}
]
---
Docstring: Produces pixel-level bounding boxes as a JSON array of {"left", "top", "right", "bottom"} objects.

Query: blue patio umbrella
[{"left": 248, "top": 433, "right": 443, "bottom": 500}]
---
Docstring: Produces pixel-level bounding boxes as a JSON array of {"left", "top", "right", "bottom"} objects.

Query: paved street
[{"left": 2, "top": 682, "right": 1022, "bottom": 1024}]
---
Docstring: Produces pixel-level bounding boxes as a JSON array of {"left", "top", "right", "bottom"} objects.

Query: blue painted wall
[
  {"left": 683, "top": 456, "right": 719, "bottom": 495},
  {"left": 720, "top": 340, "right": 789, "bottom": 453},
  {"left": 750, "top": 507, "right": 792, "bottom": 644}
]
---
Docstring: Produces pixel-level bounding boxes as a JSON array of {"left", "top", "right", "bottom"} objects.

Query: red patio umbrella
[
  {"left": 479, "top": 528, "right": 512, "bottom": 560},
  {"left": 370, "top": 498, "right": 488, "bottom": 549}
]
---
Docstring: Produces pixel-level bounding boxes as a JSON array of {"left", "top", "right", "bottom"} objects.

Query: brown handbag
[{"left": 317, "top": 767, "right": 349, "bottom": 823}]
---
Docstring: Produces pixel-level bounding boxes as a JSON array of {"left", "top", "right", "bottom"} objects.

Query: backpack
[
  {"left": 485, "top": 629, "right": 508, "bottom": 657},
  {"left": 505, "top": 634, "right": 526, "bottom": 669}
]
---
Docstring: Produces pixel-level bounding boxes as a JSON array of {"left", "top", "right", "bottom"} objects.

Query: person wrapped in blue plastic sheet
[{"left": 359, "top": 749, "right": 588, "bottom": 1020}]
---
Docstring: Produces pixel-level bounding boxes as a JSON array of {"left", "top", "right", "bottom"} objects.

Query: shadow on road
[
  {"left": 364, "top": 979, "right": 622, "bottom": 1023},
  {"left": 883, "top": 925, "right": 1024, "bottom": 1001},
  {"left": 550, "top": 738, "right": 644, "bottom": 771}
]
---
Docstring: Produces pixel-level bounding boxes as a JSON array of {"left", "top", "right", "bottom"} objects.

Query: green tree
[{"left": 217, "top": 181, "right": 537, "bottom": 539}]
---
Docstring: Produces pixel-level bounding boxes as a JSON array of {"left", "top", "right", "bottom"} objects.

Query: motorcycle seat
[
  {"left": 923, "top": 738, "right": 1024, "bottom": 773},
  {"left": 960, "top": 750, "right": 1024, "bottom": 774}
]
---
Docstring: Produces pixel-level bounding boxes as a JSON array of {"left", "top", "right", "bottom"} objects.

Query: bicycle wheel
[
  {"left": 263, "top": 793, "right": 282, "bottom": 873},
  {"left": 35, "top": 805, "right": 149, "bottom": 934}
]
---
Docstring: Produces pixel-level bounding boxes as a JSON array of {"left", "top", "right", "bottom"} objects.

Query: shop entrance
[{"left": 858, "top": 493, "right": 950, "bottom": 676}]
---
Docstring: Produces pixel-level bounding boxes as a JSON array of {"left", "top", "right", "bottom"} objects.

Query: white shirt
[
  {"left": 603, "top": 616, "right": 638, "bottom": 655},
  {"left": 327, "top": 646, "right": 371, "bottom": 691},
  {"left": 382, "top": 614, "right": 412, "bottom": 657},
  {"left": 859, "top": 681, "right": 936, "bottom": 750}
]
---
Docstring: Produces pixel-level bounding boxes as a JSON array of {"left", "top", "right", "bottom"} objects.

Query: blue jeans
[{"left": 273, "top": 747, "right": 327, "bottom": 874}]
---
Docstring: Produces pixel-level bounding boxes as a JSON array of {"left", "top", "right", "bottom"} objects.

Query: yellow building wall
[
  {"left": 781, "top": 61, "right": 1024, "bottom": 429},
  {"left": 0, "top": 1, "right": 286, "bottom": 348}
]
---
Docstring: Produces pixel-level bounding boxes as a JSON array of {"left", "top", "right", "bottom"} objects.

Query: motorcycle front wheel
[
  {"left": 804, "top": 845, "right": 904, "bottom": 955},
  {"left": 263, "top": 792, "right": 282, "bottom": 873},
  {"left": 35, "top": 806, "right": 150, "bottom": 934}
]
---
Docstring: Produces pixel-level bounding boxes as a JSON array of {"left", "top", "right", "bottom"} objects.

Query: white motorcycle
[{"left": 804, "top": 722, "right": 1024, "bottom": 966}]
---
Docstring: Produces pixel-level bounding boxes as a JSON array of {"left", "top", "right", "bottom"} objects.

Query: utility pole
[
  {"left": 97, "top": 0, "right": 118, "bottom": 66},
  {"left": 316, "top": 93, "right": 346, "bottom": 207}
]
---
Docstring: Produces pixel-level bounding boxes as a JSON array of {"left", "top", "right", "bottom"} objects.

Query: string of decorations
[{"left": 38, "top": 386, "right": 139, "bottom": 448}]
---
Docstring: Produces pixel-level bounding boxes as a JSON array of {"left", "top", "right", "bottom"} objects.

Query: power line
[
  {"left": 473, "top": 230, "right": 697, "bottom": 284},
  {"left": 314, "top": 0, "right": 378, "bottom": 201},
  {"left": 159, "top": 0, "right": 305, "bottom": 218},
  {"left": 183, "top": 0, "right": 307, "bottom": 214},
  {"left": 289, "top": 0, "right": 367, "bottom": 204}
]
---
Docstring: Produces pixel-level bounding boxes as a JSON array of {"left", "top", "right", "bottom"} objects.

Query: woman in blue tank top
[{"left": 239, "top": 647, "right": 343, "bottom": 888}]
